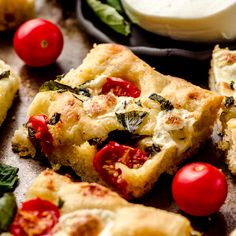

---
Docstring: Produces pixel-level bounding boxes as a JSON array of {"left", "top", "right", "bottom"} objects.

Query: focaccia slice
[
  {"left": 12, "top": 43, "right": 222, "bottom": 198},
  {"left": 231, "top": 229, "right": 236, "bottom": 236},
  {"left": 25, "top": 169, "right": 193, "bottom": 236},
  {"left": 0, "top": 60, "right": 20, "bottom": 126},
  {"left": 209, "top": 45, "right": 236, "bottom": 174},
  {"left": 0, "top": 0, "right": 35, "bottom": 31}
]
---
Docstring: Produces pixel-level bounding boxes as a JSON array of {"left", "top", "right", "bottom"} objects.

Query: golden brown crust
[{"left": 26, "top": 169, "right": 130, "bottom": 214}]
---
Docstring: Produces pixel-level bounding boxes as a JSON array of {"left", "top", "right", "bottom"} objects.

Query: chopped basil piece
[
  {"left": 0, "top": 193, "right": 17, "bottom": 232},
  {"left": 88, "top": 137, "right": 103, "bottom": 146},
  {"left": 49, "top": 113, "right": 61, "bottom": 125},
  {"left": 58, "top": 197, "right": 64, "bottom": 209},
  {"left": 28, "top": 126, "right": 36, "bottom": 138},
  {"left": 56, "top": 74, "right": 65, "bottom": 81},
  {"left": 0, "top": 70, "right": 10, "bottom": 80},
  {"left": 40, "top": 80, "right": 91, "bottom": 97},
  {"left": 116, "top": 111, "right": 148, "bottom": 133},
  {"left": 145, "top": 144, "right": 161, "bottom": 156},
  {"left": 225, "top": 96, "right": 234, "bottom": 108},
  {"left": 230, "top": 81, "right": 235, "bottom": 90},
  {"left": 149, "top": 93, "right": 174, "bottom": 111},
  {"left": 135, "top": 100, "right": 142, "bottom": 107},
  {"left": 0, "top": 164, "right": 19, "bottom": 195},
  {"left": 27, "top": 127, "right": 43, "bottom": 159},
  {"left": 86, "top": 0, "right": 130, "bottom": 36},
  {"left": 122, "top": 100, "right": 127, "bottom": 109}
]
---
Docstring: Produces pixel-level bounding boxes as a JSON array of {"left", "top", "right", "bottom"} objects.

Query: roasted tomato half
[
  {"left": 10, "top": 198, "right": 60, "bottom": 236},
  {"left": 93, "top": 141, "right": 147, "bottom": 198},
  {"left": 101, "top": 77, "right": 141, "bottom": 98},
  {"left": 27, "top": 115, "right": 52, "bottom": 153}
]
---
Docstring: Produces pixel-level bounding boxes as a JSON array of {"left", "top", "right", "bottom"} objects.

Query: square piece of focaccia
[
  {"left": 209, "top": 45, "right": 236, "bottom": 174},
  {"left": 0, "top": 0, "right": 34, "bottom": 31},
  {"left": 12, "top": 43, "right": 222, "bottom": 198},
  {"left": 24, "top": 169, "right": 194, "bottom": 236},
  {"left": 0, "top": 60, "right": 20, "bottom": 126},
  {"left": 231, "top": 229, "right": 236, "bottom": 236}
]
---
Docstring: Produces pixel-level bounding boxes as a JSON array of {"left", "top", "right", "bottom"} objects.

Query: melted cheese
[
  {"left": 53, "top": 209, "right": 114, "bottom": 236},
  {"left": 153, "top": 109, "right": 195, "bottom": 153},
  {"left": 121, "top": 0, "right": 236, "bottom": 42}
]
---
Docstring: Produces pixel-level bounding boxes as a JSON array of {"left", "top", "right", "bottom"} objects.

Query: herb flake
[
  {"left": 56, "top": 74, "right": 65, "bottom": 81},
  {"left": 149, "top": 93, "right": 174, "bottom": 111},
  {"left": 116, "top": 111, "right": 147, "bottom": 133},
  {"left": 145, "top": 144, "right": 161, "bottom": 156},
  {"left": 0, "top": 70, "right": 10, "bottom": 80},
  {"left": 49, "top": 113, "right": 61, "bottom": 125},
  {"left": 88, "top": 137, "right": 103, "bottom": 146},
  {"left": 225, "top": 96, "right": 234, "bottom": 108},
  {"left": 230, "top": 81, "right": 235, "bottom": 90},
  {"left": 58, "top": 197, "right": 64, "bottom": 209}
]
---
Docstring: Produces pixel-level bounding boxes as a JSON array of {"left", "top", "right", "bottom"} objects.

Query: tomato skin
[
  {"left": 172, "top": 162, "right": 228, "bottom": 216},
  {"left": 93, "top": 141, "right": 147, "bottom": 198},
  {"left": 14, "top": 19, "right": 63, "bottom": 67},
  {"left": 27, "top": 115, "right": 52, "bottom": 153},
  {"left": 10, "top": 198, "right": 60, "bottom": 236},
  {"left": 102, "top": 77, "right": 141, "bottom": 98}
]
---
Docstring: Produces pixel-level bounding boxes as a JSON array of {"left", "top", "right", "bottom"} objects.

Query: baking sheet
[{"left": 0, "top": 1, "right": 236, "bottom": 235}]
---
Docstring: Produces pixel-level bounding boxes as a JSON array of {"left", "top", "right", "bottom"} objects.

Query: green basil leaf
[
  {"left": 149, "top": 93, "right": 174, "bottom": 111},
  {"left": 116, "top": 111, "right": 147, "bottom": 133},
  {"left": 145, "top": 144, "right": 161, "bottom": 156},
  {"left": 0, "top": 164, "right": 19, "bottom": 195},
  {"left": 0, "top": 193, "right": 17, "bottom": 232},
  {"left": 0, "top": 70, "right": 10, "bottom": 80},
  {"left": 58, "top": 197, "right": 64, "bottom": 209},
  {"left": 39, "top": 80, "right": 91, "bottom": 97},
  {"left": 86, "top": 0, "right": 130, "bottom": 36},
  {"left": 105, "top": 0, "right": 124, "bottom": 13},
  {"left": 56, "top": 74, "right": 65, "bottom": 81}
]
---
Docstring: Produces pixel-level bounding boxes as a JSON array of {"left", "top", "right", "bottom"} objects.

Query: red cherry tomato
[
  {"left": 10, "top": 198, "right": 60, "bottom": 236},
  {"left": 101, "top": 77, "right": 141, "bottom": 98},
  {"left": 14, "top": 19, "right": 63, "bottom": 67},
  {"left": 27, "top": 115, "right": 52, "bottom": 153},
  {"left": 172, "top": 162, "right": 228, "bottom": 216},
  {"left": 93, "top": 141, "right": 147, "bottom": 198}
]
